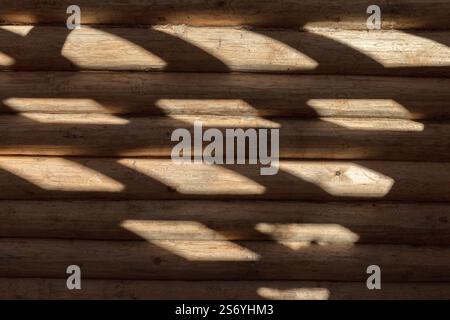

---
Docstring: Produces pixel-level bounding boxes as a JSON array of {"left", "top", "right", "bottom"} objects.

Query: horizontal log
[
  {"left": 1, "top": 72, "right": 449, "bottom": 119},
  {"left": 0, "top": 114, "right": 448, "bottom": 161},
  {"left": 1, "top": 201, "right": 449, "bottom": 245},
  {"left": 0, "top": 26, "right": 449, "bottom": 77},
  {"left": 1, "top": 278, "right": 449, "bottom": 300},
  {"left": 0, "top": 157, "right": 449, "bottom": 201},
  {"left": 0, "top": 1, "right": 448, "bottom": 29},
  {"left": 0, "top": 239, "right": 449, "bottom": 281}
]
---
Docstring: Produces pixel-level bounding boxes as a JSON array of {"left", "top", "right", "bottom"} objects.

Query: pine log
[
  {"left": 0, "top": 1, "right": 449, "bottom": 29},
  {"left": 0, "top": 200, "right": 449, "bottom": 245},
  {"left": 0, "top": 26, "right": 449, "bottom": 77},
  {"left": 1, "top": 278, "right": 449, "bottom": 300},
  {"left": 0, "top": 239, "right": 448, "bottom": 281},
  {"left": 0, "top": 157, "right": 449, "bottom": 201},
  {"left": 1, "top": 72, "right": 449, "bottom": 119},
  {"left": 0, "top": 114, "right": 448, "bottom": 161}
]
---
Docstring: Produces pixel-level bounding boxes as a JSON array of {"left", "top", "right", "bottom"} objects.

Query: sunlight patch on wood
[
  {"left": 3, "top": 98, "right": 109, "bottom": 113},
  {"left": 321, "top": 118, "right": 425, "bottom": 132},
  {"left": 0, "top": 157, "right": 124, "bottom": 192},
  {"left": 156, "top": 99, "right": 259, "bottom": 116},
  {"left": 119, "top": 159, "right": 267, "bottom": 195},
  {"left": 281, "top": 162, "right": 394, "bottom": 198},
  {"left": 257, "top": 286, "right": 330, "bottom": 300},
  {"left": 307, "top": 99, "right": 412, "bottom": 118},
  {"left": 148, "top": 240, "right": 260, "bottom": 261},
  {"left": 0, "top": 25, "right": 34, "bottom": 36},
  {"left": 0, "top": 52, "right": 15, "bottom": 66},
  {"left": 62, "top": 26, "right": 167, "bottom": 70},
  {"left": 255, "top": 223, "right": 360, "bottom": 244},
  {"left": 19, "top": 113, "right": 130, "bottom": 125},
  {"left": 156, "top": 25, "right": 318, "bottom": 70},
  {"left": 307, "top": 28, "right": 450, "bottom": 68},
  {"left": 120, "top": 220, "right": 228, "bottom": 240},
  {"left": 167, "top": 114, "right": 280, "bottom": 127}
]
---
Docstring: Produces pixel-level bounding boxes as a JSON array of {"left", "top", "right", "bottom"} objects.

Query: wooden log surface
[
  {"left": 0, "top": 239, "right": 449, "bottom": 281},
  {"left": 1, "top": 1, "right": 449, "bottom": 298},
  {"left": 0, "top": 1, "right": 449, "bottom": 29},
  {"left": 0, "top": 156, "right": 449, "bottom": 201},
  {"left": 1, "top": 278, "right": 449, "bottom": 300},
  {"left": 0, "top": 26, "right": 449, "bottom": 77},
  {"left": 1, "top": 72, "right": 450, "bottom": 119},
  {"left": 0, "top": 114, "right": 449, "bottom": 161},
  {"left": 1, "top": 200, "right": 449, "bottom": 245}
]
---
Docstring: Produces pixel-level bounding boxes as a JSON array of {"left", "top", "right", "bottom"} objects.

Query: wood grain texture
[
  {"left": 0, "top": 0, "right": 449, "bottom": 299},
  {"left": 0, "top": 239, "right": 448, "bottom": 281},
  {"left": 0, "top": 1, "right": 449, "bottom": 29},
  {"left": 1, "top": 72, "right": 449, "bottom": 119},
  {"left": 0, "top": 114, "right": 448, "bottom": 161},
  {"left": 0, "top": 156, "right": 449, "bottom": 201},
  {"left": 0, "top": 26, "right": 449, "bottom": 77},
  {"left": 1, "top": 200, "right": 449, "bottom": 245},
  {"left": 1, "top": 278, "right": 449, "bottom": 300}
]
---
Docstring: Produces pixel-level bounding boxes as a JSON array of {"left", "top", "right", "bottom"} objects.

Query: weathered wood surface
[
  {"left": 0, "top": 157, "right": 449, "bottom": 201},
  {"left": 0, "top": 1, "right": 449, "bottom": 29},
  {"left": 1, "top": 278, "right": 449, "bottom": 300},
  {"left": 0, "top": 239, "right": 448, "bottom": 281},
  {"left": 1, "top": 72, "right": 449, "bottom": 119},
  {"left": 0, "top": 114, "right": 448, "bottom": 161},
  {"left": 0, "top": 26, "right": 449, "bottom": 76},
  {"left": 1, "top": 200, "right": 449, "bottom": 245}
]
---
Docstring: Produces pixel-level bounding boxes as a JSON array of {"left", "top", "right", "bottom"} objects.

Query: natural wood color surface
[
  {"left": 0, "top": 1, "right": 449, "bottom": 29},
  {"left": 0, "top": 239, "right": 448, "bottom": 281},
  {"left": 1, "top": 200, "right": 449, "bottom": 245},
  {"left": 0, "top": 156, "right": 449, "bottom": 201},
  {"left": 0, "top": 26, "right": 449, "bottom": 76},
  {"left": 1, "top": 278, "right": 449, "bottom": 300},
  {"left": 0, "top": 114, "right": 448, "bottom": 161},
  {"left": 1, "top": 72, "right": 450, "bottom": 119},
  {"left": 1, "top": 0, "right": 449, "bottom": 301}
]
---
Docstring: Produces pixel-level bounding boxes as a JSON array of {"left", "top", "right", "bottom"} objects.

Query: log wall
[{"left": 0, "top": 0, "right": 449, "bottom": 300}]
